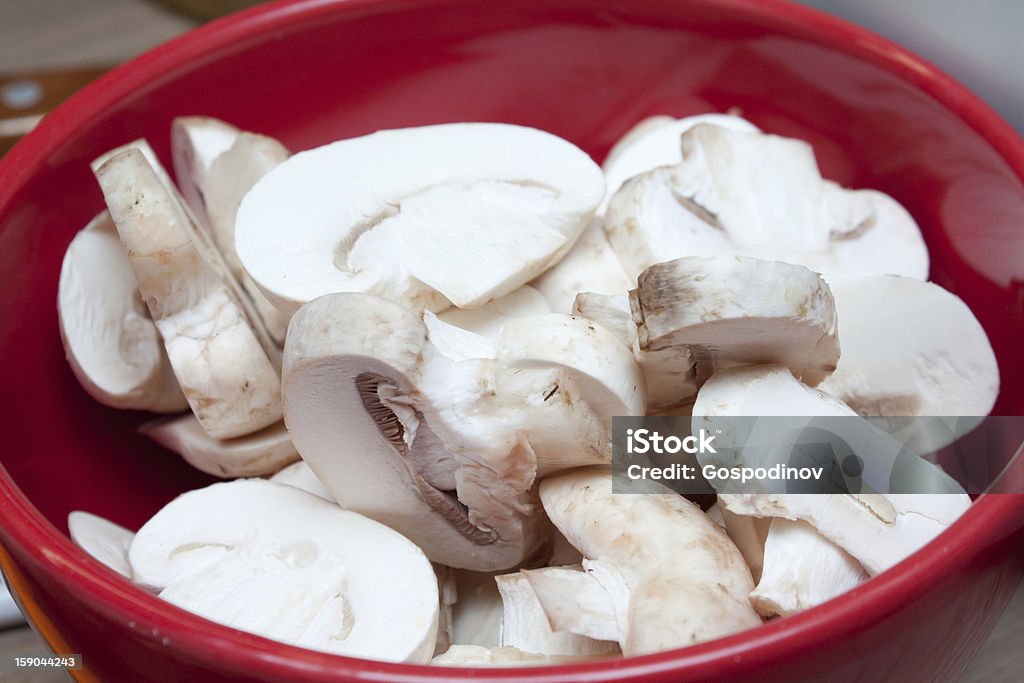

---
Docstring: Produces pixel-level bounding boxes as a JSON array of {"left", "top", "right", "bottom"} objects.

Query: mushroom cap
[
  {"left": 140, "top": 414, "right": 298, "bottom": 478},
  {"left": 129, "top": 479, "right": 439, "bottom": 663},
  {"left": 235, "top": 123, "right": 604, "bottom": 313},
  {"left": 57, "top": 211, "right": 187, "bottom": 413},
  {"left": 93, "top": 145, "right": 282, "bottom": 439},
  {"left": 68, "top": 511, "right": 135, "bottom": 579},
  {"left": 818, "top": 275, "right": 999, "bottom": 422}
]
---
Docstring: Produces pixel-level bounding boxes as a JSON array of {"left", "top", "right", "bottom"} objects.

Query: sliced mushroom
[
  {"left": 171, "top": 117, "right": 241, "bottom": 215},
  {"left": 496, "top": 313, "right": 646, "bottom": 420},
  {"left": 93, "top": 145, "right": 282, "bottom": 439},
  {"left": 173, "top": 117, "right": 293, "bottom": 344},
  {"left": 600, "top": 113, "right": 759, "bottom": 213},
  {"left": 632, "top": 256, "right": 839, "bottom": 388},
  {"left": 58, "top": 211, "right": 187, "bottom": 413},
  {"left": 604, "top": 123, "right": 928, "bottom": 284},
  {"left": 750, "top": 518, "right": 867, "bottom": 618},
  {"left": 693, "top": 364, "right": 856, "bottom": 420},
  {"left": 437, "top": 285, "right": 550, "bottom": 339},
  {"left": 520, "top": 565, "right": 620, "bottom": 643},
  {"left": 496, "top": 572, "right": 619, "bottom": 656},
  {"left": 716, "top": 507, "right": 769, "bottom": 582},
  {"left": 430, "top": 644, "right": 602, "bottom": 666},
  {"left": 572, "top": 256, "right": 840, "bottom": 411},
  {"left": 269, "top": 461, "right": 333, "bottom": 502},
  {"left": 450, "top": 570, "right": 503, "bottom": 648},
  {"left": 572, "top": 291, "right": 697, "bottom": 412},
  {"left": 818, "top": 275, "right": 999, "bottom": 450},
  {"left": 530, "top": 218, "right": 633, "bottom": 313},
  {"left": 67, "top": 511, "right": 135, "bottom": 579},
  {"left": 139, "top": 414, "right": 297, "bottom": 478},
  {"left": 720, "top": 491, "right": 969, "bottom": 576},
  {"left": 129, "top": 479, "right": 438, "bottom": 662},
  {"left": 282, "top": 293, "right": 613, "bottom": 570},
  {"left": 235, "top": 123, "right": 604, "bottom": 313},
  {"left": 540, "top": 467, "right": 760, "bottom": 655}
]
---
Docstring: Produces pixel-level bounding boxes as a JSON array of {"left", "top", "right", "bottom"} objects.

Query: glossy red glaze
[{"left": 0, "top": 0, "right": 1022, "bottom": 681}]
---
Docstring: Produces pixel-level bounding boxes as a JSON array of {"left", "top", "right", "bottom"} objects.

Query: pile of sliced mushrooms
[{"left": 60, "top": 113, "right": 999, "bottom": 665}]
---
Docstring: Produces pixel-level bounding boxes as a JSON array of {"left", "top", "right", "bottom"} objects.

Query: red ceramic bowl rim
[{"left": 1, "top": 0, "right": 1023, "bottom": 680}]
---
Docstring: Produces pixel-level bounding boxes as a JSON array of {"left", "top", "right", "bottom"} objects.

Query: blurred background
[{"left": 0, "top": 0, "right": 1021, "bottom": 680}]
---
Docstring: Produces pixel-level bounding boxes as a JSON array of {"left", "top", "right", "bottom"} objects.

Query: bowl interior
[{"left": 0, "top": 0, "right": 1022, "bottom": 586}]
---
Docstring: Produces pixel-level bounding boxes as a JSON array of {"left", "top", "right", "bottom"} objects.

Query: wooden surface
[{"left": 0, "top": 0, "right": 1021, "bottom": 681}]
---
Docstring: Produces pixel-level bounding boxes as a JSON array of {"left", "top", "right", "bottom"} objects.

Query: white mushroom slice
[
  {"left": 58, "top": 211, "right": 187, "bottom": 413},
  {"left": 571, "top": 292, "right": 635, "bottom": 347},
  {"left": 496, "top": 572, "right": 618, "bottom": 657},
  {"left": 270, "top": 461, "right": 333, "bottom": 501},
  {"left": 93, "top": 147, "right": 282, "bottom": 439},
  {"left": 719, "top": 492, "right": 970, "bottom": 576},
  {"left": 129, "top": 479, "right": 438, "bottom": 662},
  {"left": 691, "top": 364, "right": 954, "bottom": 581},
  {"left": 818, "top": 275, "right": 999, "bottom": 449},
  {"left": 175, "top": 121, "right": 294, "bottom": 345},
  {"left": 750, "top": 518, "right": 867, "bottom": 618},
  {"left": 236, "top": 123, "right": 604, "bottom": 313},
  {"left": 496, "top": 313, "right": 646, "bottom": 420},
  {"left": 139, "top": 414, "right": 297, "bottom": 478},
  {"left": 68, "top": 511, "right": 135, "bottom": 579},
  {"left": 451, "top": 570, "right": 503, "bottom": 648},
  {"left": 572, "top": 292, "right": 697, "bottom": 411},
  {"left": 431, "top": 644, "right": 603, "bottom": 666},
  {"left": 437, "top": 285, "right": 550, "bottom": 339},
  {"left": 171, "top": 116, "right": 241, "bottom": 216},
  {"left": 530, "top": 218, "right": 633, "bottom": 313},
  {"left": 600, "top": 113, "right": 759, "bottom": 213},
  {"left": 422, "top": 311, "right": 498, "bottom": 362},
  {"left": 434, "top": 565, "right": 458, "bottom": 656},
  {"left": 283, "top": 293, "right": 609, "bottom": 570},
  {"left": 604, "top": 123, "right": 928, "bottom": 283},
  {"left": 719, "top": 507, "right": 770, "bottom": 582},
  {"left": 540, "top": 468, "right": 760, "bottom": 655},
  {"left": 693, "top": 365, "right": 856, "bottom": 420},
  {"left": 632, "top": 256, "right": 839, "bottom": 389},
  {"left": 521, "top": 565, "right": 620, "bottom": 643}
]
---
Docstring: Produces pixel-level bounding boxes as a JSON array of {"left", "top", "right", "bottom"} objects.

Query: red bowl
[{"left": 1, "top": 0, "right": 1023, "bottom": 680}]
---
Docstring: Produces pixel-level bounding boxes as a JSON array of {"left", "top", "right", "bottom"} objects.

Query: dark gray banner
[{"left": 612, "top": 416, "right": 1024, "bottom": 495}]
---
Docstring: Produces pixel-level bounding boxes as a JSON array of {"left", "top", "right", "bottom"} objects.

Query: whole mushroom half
[
  {"left": 235, "top": 123, "right": 605, "bottom": 313},
  {"left": 129, "top": 479, "right": 439, "bottom": 662},
  {"left": 282, "top": 293, "right": 635, "bottom": 570}
]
